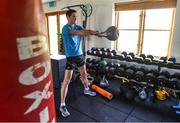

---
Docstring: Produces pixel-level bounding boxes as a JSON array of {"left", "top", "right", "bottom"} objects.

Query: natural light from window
[
  {"left": 48, "top": 15, "right": 58, "bottom": 55},
  {"left": 117, "top": 8, "right": 174, "bottom": 57}
]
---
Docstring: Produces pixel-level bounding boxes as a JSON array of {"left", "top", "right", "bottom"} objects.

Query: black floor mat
[
  {"left": 54, "top": 78, "right": 180, "bottom": 122},
  {"left": 69, "top": 96, "right": 128, "bottom": 122},
  {"left": 56, "top": 105, "right": 96, "bottom": 122}
]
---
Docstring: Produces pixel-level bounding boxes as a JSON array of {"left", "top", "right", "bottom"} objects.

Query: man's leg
[
  {"left": 60, "top": 69, "right": 73, "bottom": 117},
  {"left": 78, "top": 65, "right": 96, "bottom": 96}
]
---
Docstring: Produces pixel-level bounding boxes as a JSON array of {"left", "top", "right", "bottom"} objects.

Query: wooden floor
[{"left": 54, "top": 79, "right": 180, "bottom": 122}]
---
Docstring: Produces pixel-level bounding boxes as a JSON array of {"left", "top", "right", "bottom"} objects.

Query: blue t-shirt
[{"left": 62, "top": 24, "right": 83, "bottom": 57}]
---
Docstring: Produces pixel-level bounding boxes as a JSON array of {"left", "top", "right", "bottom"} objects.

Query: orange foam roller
[{"left": 91, "top": 84, "right": 113, "bottom": 100}]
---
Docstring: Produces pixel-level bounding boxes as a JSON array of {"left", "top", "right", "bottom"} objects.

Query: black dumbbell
[
  {"left": 106, "top": 48, "right": 113, "bottom": 53},
  {"left": 169, "top": 72, "right": 180, "bottom": 90},
  {"left": 107, "top": 52, "right": 114, "bottom": 58},
  {"left": 101, "top": 51, "right": 108, "bottom": 58},
  {"left": 144, "top": 57, "right": 152, "bottom": 65},
  {"left": 134, "top": 67, "right": 148, "bottom": 82},
  {"left": 128, "top": 52, "right": 135, "bottom": 59},
  {"left": 125, "top": 55, "right": 133, "bottom": 62},
  {"left": 87, "top": 50, "right": 93, "bottom": 55},
  {"left": 145, "top": 69, "right": 158, "bottom": 85},
  {"left": 147, "top": 55, "right": 154, "bottom": 61},
  {"left": 121, "top": 51, "right": 127, "bottom": 57},
  {"left": 160, "top": 56, "right": 167, "bottom": 62},
  {"left": 116, "top": 63, "right": 126, "bottom": 77},
  {"left": 134, "top": 56, "right": 144, "bottom": 63},
  {"left": 112, "top": 49, "right": 117, "bottom": 56},
  {"left": 167, "top": 57, "right": 176, "bottom": 66},
  {"left": 125, "top": 66, "right": 136, "bottom": 79},
  {"left": 157, "top": 71, "right": 170, "bottom": 87},
  {"left": 140, "top": 53, "right": 146, "bottom": 60},
  {"left": 96, "top": 50, "right": 103, "bottom": 57},
  {"left": 117, "top": 54, "right": 125, "bottom": 60},
  {"left": 101, "top": 48, "right": 107, "bottom": 52},
  {"left": 168, "top": 57, "right": 176, "bottom": 63},
  {"left": 86, "top": 58, "right": 93, "bottom": 63},
  {"left": 91, "top": 47, "right": 98, "bottom": 51}
]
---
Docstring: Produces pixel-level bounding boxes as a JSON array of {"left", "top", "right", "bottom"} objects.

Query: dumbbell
[
  {"left": 134, "top": 56, "right": 144, "bottom": 63},
  {"left": 158, "top": 56, "right": 167, "bottom": 65},
  {"left": 112, "top": 49, "right": 117, "bottom": 56},
  {"left": 107, "top": 52, "right": 114, "bottom": 58},
  {"left": 124, "top": 66, "right": 136, "bottom": 79},
  {"left": 91, "top": 47, "right": 98, "bottom": 51},
  {"left": 121, "top": 51, "right": 127, "bottom": 57},
  {"left": 168, "top": 57, "right": 176, "bottom": 63},
  {"left": 100, "top": 48, "right": 107, "bottom": 52},
  {"left": 157, "top": 70, "right": 170, "bottom": 87},
  {"left": 102, "top": 51, "right": 108, "bottom": 58},
  {"left": 106, "top": 48, "right": 113, "bottom": 53},
  {"left": 147, "top": 55, "right": 154, "bottom": 61},
  {"left": 125, "top": 55, "right": 133, "bottom": 62},
  {"left": 89, "top": 59, "right": 99, "bottom": 70},
  {"left": 86, "top": 58, "right": 94, "bottom": 69},
  {"left": 117, "top": 54, "right": 125, "bottom": 60},
  {"left": 167, "top": 57, "right": 176, "bottom": 66},
  {"left": 87, "top": 50, "right": 93, "bottom": 55},
  {"left": 107, "top": 62, "right": 116, "bottom": 75},
  {"left": 144, "top": 57, "right": 152, "bottom": 65},
  {"left": 128, "top": 52, "right": 135, "bottom": 59},
  {"left": 97, "top": 50, "right": 104, "bottom": 57},
  {"left": 145, "top": 69, "right": 159, "bottom": 86},
  {"left": 140, "top": 53, "right": 146, "bottom": 60},
  {"left": 134, "top": 67, "right": 148, "bottom": 82},
  {"left": 159, "top": 56, "right": 167, "bottom": 63},
  {"left": 86, "top": 58, "right": 93, "bottom": 63},
  {"left": 116, "top": 64, "right": 126, "bottom": 77},
  {"left": 169, "top": 72, "right": 180, "bottom": 90},
  {"left": 91, "top": 50, "right": 97, "bottom": 56},
  {"left": 144, "top": 55, "right": 154, "bottom": 64}
]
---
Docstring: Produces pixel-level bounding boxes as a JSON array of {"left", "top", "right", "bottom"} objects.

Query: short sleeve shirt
[{"left": 62, "top": 24, "right": 83, "bottom": 57}]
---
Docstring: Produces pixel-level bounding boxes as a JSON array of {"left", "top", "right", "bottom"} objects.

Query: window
[
  {"left": 115, "top": 0, "right": 176, "bottom": 57},
  {"left": 45, "top": 11, "right": 67, "bottom": 55}
]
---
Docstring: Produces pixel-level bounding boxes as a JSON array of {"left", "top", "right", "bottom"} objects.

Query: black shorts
[{"left": 65, "top": 55, "right": 85, "bottom": 70}]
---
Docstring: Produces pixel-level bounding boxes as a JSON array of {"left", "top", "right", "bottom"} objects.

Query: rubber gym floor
[{"left": 54, "top": 78, "right": 180, "bottom": 122}]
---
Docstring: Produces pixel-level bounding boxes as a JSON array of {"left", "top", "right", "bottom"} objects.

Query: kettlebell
[{"left": 138, "top": 87, "right": 148, "bottom": 100}]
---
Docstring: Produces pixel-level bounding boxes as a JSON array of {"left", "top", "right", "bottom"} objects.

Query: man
[{"left": 60, "top": 9, "right": 98, "bottom": 118}]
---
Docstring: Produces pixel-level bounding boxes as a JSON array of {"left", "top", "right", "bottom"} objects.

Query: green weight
[{"left": 99, "top": 59, "right": 107, "bottom": 67}]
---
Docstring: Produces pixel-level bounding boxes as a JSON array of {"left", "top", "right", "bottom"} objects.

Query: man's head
[{"left": 66, "top": 9, "right": 77, "bottom": 25}]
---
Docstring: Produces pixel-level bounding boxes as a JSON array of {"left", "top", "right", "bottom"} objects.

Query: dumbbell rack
[{"left": 86, "top": 47, "right": 180, "bottom": 115}]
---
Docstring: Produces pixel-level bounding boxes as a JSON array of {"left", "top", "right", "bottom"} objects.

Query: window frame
[
  {"left": 115, "top": 0, "right": 177, "bottom": 57},
  {"left": 45, "top": 11, "right": 67, "bottom": 54}
]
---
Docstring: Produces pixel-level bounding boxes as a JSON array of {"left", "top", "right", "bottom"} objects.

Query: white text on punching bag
[
  {"left": 19, "top": 61, "right": 50, "bottom": 85},
  {"left": 16, "top": 35, "right": 48, "bottom": 60},
  {"left": 16, "top": 35, "right": 54, "bottom": 122}
]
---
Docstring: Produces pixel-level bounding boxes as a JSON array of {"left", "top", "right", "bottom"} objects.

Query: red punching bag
[{"left": 0, "top": 0, "right": 56, "bottom": 122}]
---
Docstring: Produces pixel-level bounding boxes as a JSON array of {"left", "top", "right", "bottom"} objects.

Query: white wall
[
  {"left": 43, "top": 0, "right": 180, "bottom": 62},
  {"left": 43, "top": 0, "right": 116, "bottom": 50},
  {"left": 171, "top": 0, "right": 180, "bottom": 62}
]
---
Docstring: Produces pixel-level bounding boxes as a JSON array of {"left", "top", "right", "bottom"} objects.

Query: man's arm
[{"left": 70, "top": 29, "right": 98, "bottom": 36}]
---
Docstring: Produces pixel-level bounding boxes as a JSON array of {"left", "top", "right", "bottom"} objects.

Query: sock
[
  {"left": 61, "top": 103, "right": 65, "bottom": 107},
  {"left": 84, "top": 87, "right": 89, "bottom": 91}
]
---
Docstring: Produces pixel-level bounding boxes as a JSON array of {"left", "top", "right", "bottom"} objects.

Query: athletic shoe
[
  {"left": 60, "top": 106, "right": 70, "bottom": 117},
  {"left": 84, "top": 89, "right": 96, "bottom": 96}
]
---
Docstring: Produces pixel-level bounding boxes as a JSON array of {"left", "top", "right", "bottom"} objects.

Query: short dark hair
[{"left": 66, "top": 9, "right": 77, "bottom": 17}]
